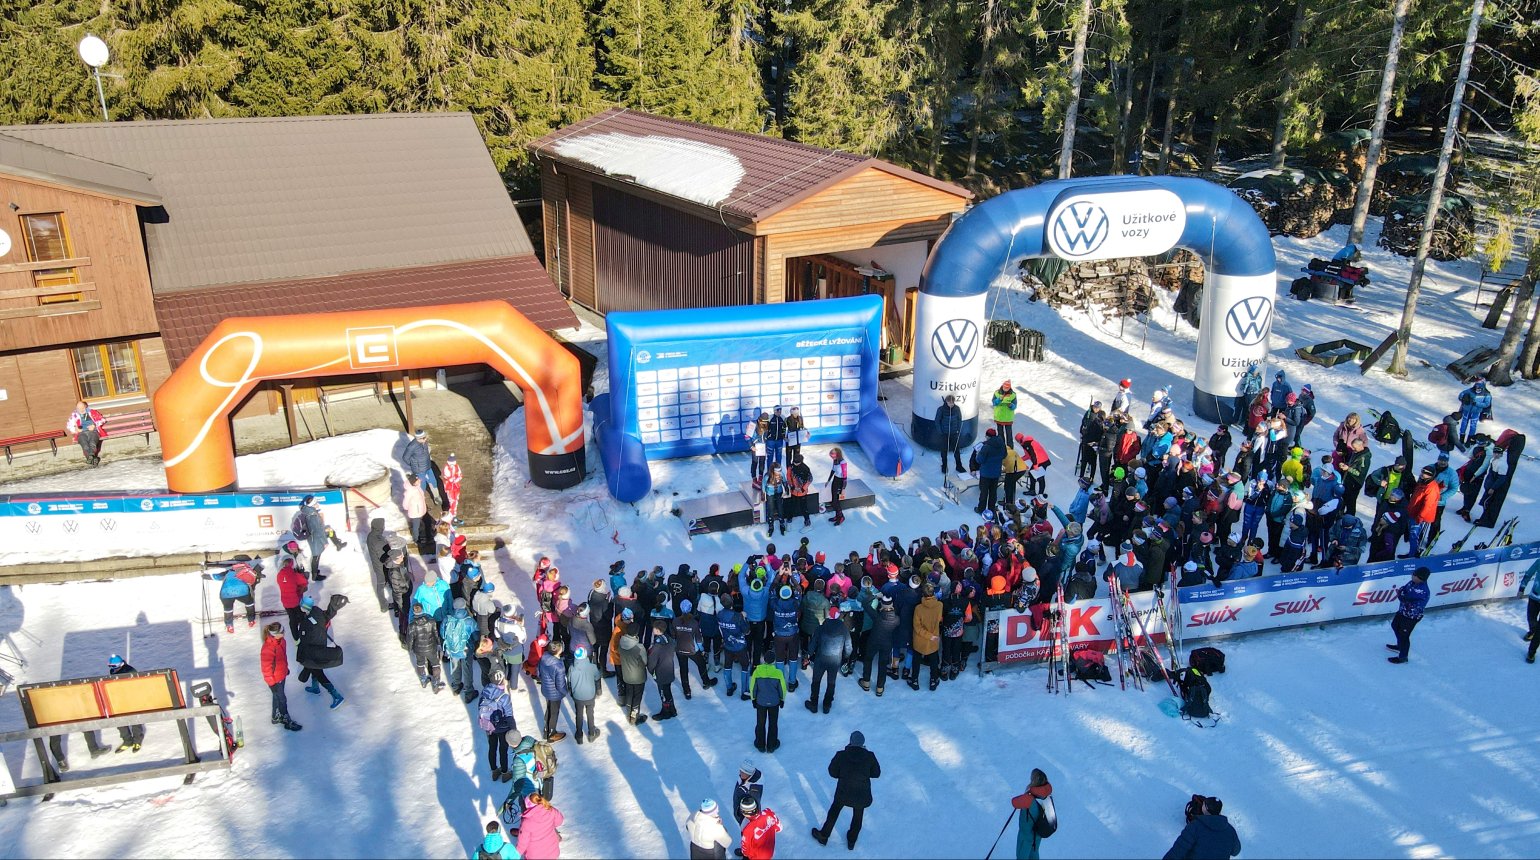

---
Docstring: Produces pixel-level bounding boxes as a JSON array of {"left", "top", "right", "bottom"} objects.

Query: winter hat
[
  {"left": 1119, "top": 379, "right": 1131, "bottom": 388},
  {"left": 986, "top": 428, "right": 997, "bottom": 436},
  {"left": 447, "top": 453, "right": 456, "bottom": 462},
  {"left": 491, "top": 669, "right": 506, "bottom": 683},
  {"left": 700, "top": 798, "right": 719, "bottom": 815},
  {"left": 573, "top": 646, "right": 587, "bottom": 661},
  {"left": 1285, "top": 393, "right": 1298, "bottom": 405},
  {"left": 1199, "top": 531, "right": 1213, "bottom": 544},
  {"left": 618, "top": 586, "right": 633, "bottom": 599},
  {"left": 108, "top": 654, "right": 124, "bottom": 667},
  {"left": 1184, "top": 561, "right": 1199, "bottom": 572},
  {"left": 301, "top": 494, "right": 315, "bottom": 506},
  {"left": 739, "top": 795, "right": 761, "bottom": 817},
  {"left": 621, "top": 608, "right": 635, "bottom": 621},
  {"left": 828, "top": 605, "right": 841, "bottom": 620},
  {"left": 577, "top": 604, "right": 590, "bottom": 617},
  {"left": 1086, "top": 539, "right": 1102, "bottom": 550},
  {"left": 879, "top": 593, "right": 894, "bottom": 606},
  {"left": 1164, "top": 496, "right": 1179, "bottom": 509},
  {"left": 453, "top": 598, "right": 467, "bottom": 610},
  {"left": 815, "top": 551, "right": 826, "bottom": 564},
  {"left": 1113, "top": 467, "right": 1125, "bottom": 480},
  {"left": 481, "top": 581, "right": 495, "bottom": 593},
  {"left": 501, "top": 604, "right": 520, "bottom": 618},
  {"left": 849, "top": 731, "right": 866, "bottom": 747},
  {"left": 1119, "top": 541, "right": 1133, "bottom": 554},
  {"left": 300, "top": 595, "right": 315, "bottom": 608},
  {"left": 1078, "top": 476, "right": 1093, "bottom": 489},
  {"left": 680, "top": 599, "right": 693, "bottom": 614},
  {"left": 414, "top": 429, "right": 427, "bottom": 439},
  {"left": 1134, "top": 467, "right": 1147, "bottom": 479}
]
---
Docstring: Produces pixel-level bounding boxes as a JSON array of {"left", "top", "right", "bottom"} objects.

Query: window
[
  {"left": 21, "top": 213, "right": 82, "bottom": 303},
  {"left": 71, "top": 341, "right": 143, "bottom": 400}
]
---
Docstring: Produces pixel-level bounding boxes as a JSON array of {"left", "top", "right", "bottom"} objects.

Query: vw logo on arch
[
  {"left": 1224, "top": 296, "right": 1273, "bottom": 346},
  {"left": 931, "top": 319, "right": 979, "bottom": 369},
  {"left": 1049, "top": 201, "right": 1110, "bottom": 258}
]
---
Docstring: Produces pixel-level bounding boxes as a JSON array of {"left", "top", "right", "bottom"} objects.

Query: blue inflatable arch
[{"left": 909, "top": 175, "right": 1277, "bottom": 450}]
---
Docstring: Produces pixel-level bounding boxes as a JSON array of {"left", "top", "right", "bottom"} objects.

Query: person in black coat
[
  {"left": 365, "top": 518, "right": 390, "bottom": 611},
  {"left": 812, "top": 731, "right": 881, "bottom": 850},
  {"left": 861, "top": 595, "right": 899, "bottom": 695},
  {"left": 935, "top": 395, "right": 965, "bottom": 474},
  {"left": 296, "top": 593, "right": 347, "bottom": 708},
  {"left": 1162, "top": 796, "right": 1241, "bottom": 859},
  {"left": 733, "top": 760, "right": 764, "bottom": 826},
  {"left": 408, "top": 602, "right": 445, "bottom": 692}
]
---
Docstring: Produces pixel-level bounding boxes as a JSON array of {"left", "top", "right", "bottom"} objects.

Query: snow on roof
[{"left": 550, "top": 132, "right": 745, "bottom": 207}]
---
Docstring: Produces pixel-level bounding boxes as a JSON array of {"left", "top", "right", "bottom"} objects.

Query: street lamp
[{"left": 78, "top": 35, "right": 111, "bottom": 121}]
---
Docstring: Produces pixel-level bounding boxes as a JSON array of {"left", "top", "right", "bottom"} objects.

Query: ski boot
[
  {"left": 324, "top": 684, "right": 344, "bottom": 709},
  {"left": 804, "top": 698, "right": 818, "bottom": 713},
  {"left": 724, "top": 683, "right": 736, "bottom": 698}
]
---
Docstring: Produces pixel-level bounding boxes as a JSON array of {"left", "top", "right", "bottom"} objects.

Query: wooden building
[
  {"left": 0, "top": 114, "right": 575, "bottom": 456},
  {"left": 531, "top": 110, "right": 972, "bottom": 352}
]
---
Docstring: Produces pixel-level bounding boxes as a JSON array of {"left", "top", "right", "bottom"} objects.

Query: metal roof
[
  {"left": 0, "top": 132, "right": 161, "bottom": 204},
  {"left": 0, "top": 113, "right": 537, "bottom": 294},
  {"left": 529, "top": 108, "right": 972, "bottom": 223},
  {"left": 152, "top": 256, "right": 578, "bottom": 366}
]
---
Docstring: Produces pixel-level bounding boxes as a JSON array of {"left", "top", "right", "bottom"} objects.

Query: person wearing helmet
[
  {"left": 107, "top": 654, "right": 146, "bottom": 751},
  {"left": 738, "top": 794, "right": 781, "bottom": 859}
]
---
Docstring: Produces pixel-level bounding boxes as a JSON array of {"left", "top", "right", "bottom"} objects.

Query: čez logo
[
  {"left": 1050, "top": 201, "right": 1110, "bottom": 257},
  {"left": 1224, "top": 296, "right": 1272, "bottom": 346},
  {"left": 930, "top": 319, "right": 979, "bottom": 369}
]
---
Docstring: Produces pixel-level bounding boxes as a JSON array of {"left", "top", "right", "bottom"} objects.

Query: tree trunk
[
  {"left": 1269, "top": 0, "right": 1307, "bottom": 169},
  {"left": 1116, "top": 54, "right": 1134, "bottom": 174},
  {"left": 965, "top": 0, "right": 1000, "bottom": 177},
  {"left": 1203, "top": 111, "right": 1225, "bottom": 171},
  {"left": 1112, "top": 55, "right": 1126, "bottom": 173},
  {"left": 1133, "top": 24, "right": 1164, "bottom": 176},
  {"left": 1157, "top": 69, "right": 1179, "bottom": 174},
  {"left": 1489, "top": 267, "right": 1536, "bottom": 386},
  {"left": 1519, "top": 260, "right": 1540, "bottom": 378},
  {"left": 1387, "top": 0, "right": 1484, "bottom": 377},
  {"left": 1347, "top": 0, "right": 1411, "bottom": 246},
  {"left": 1058, "top": 0, "right": 1095, "bottom": 179}
]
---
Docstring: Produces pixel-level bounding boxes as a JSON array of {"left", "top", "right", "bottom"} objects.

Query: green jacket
[
  {"left": 750, "top": 663, "right": 787, "bottom": 707},
  {"left": 993, "top": 389, "right": 1019, "bottom": 424}
]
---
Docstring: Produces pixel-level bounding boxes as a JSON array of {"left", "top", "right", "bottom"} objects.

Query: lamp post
[{"left": 77, "top": 35, "right": 111, "bottom": 121}]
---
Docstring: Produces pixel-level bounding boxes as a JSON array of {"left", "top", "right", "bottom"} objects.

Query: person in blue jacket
[
  {"left": 414, "top": 568, "right": 451, "bottom": 624},
  {"left": 472, "top": 820, "right": 519, "bottom": 859},
  {"left": 1232, "top": 365, "right": 1263, "bottom": 427},
  {"left": 208, "top": 558, "right": 263, "bottom": 633},
  {"left": 1518, "top": 558, "right": 1540, "bottom": 664},
  {"left": 1269, "top": 370, "right": 1293, "bottom": 412},
  {"left": 1163, "top": 796, "right": 1240, "bottom": 859},
  {"left": 1388, "top": 567, "right": 1430, "bottom": 664},
  {"left": 1430, "top": 452, "right": 1459, "bottom": 542},
  {"left": 739, "top": 565, "right": 771, "bottom": 663},
  {"left": 717, "top": 595, "right": 752, "bottom": 700},
  {"left": 934, "top": 394, "right": 965, "bottom": 475},
  {"left": 770, "top": 584, "right": 802, "bottom": 692},
  {"left": 1457, "top": 380, "right": 1493, "bottom": 446},
  {"left": 442, "top": 598, "right": 478, "bottom": 700}
]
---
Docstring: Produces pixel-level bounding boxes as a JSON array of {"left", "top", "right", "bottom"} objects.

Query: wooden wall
[
  {"left": 541, "top": 164, "right": 570, "bottom": 297},
  {"left": 763, "top": 215, "right": 953, "bottom": 304},
  {"left": 0, "top": 174, "right": 159, "bottom": 351},
  {"left": 751, "top": 168, "right": 967, "bottom": 237}
]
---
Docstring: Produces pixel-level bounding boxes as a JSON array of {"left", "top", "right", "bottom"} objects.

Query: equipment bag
[
  {"left": 1137, "top": 650, "right": 1165, "bottom": 681},
  {"left": 1181, "top": 680, "right": 1213, "bottom": 719},
  {"left": 1372, "top": 410, "right": 1402, "bottom": 444},
  {"left": 533, "top": 739, "right": 559, "bottom": 778},
  {"left": 1032, "top": 795, "right": 1059, "bottom": 838},
  {"left": 1189, "top": 646, "right": 1226, "bottom": 675},
  {"left": 1068, "top": 648, "right": 1112, "bottom": 682}
]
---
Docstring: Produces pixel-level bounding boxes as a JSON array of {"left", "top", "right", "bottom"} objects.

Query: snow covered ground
[{"left": 3, "top": 216, "right": 1540, "bottom": 858}]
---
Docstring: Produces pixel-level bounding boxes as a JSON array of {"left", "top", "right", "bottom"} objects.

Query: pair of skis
[
  {"left": 1045, "top": 584, "right": 1070, "bottom": 695},
  {"left": 1109, "top": 575, "right": 1179, "bottom": 697},
  {"left": 1475, "top": 517, "right": 1519, "bottom": 550}
]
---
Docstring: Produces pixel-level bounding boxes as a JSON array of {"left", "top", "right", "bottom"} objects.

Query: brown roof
[
  {"left": 0, "top": 132, "right": 161, "bottom": 204},
  {"left": 0, "top": 113, "right": 537, "bottom": 294},
  {"left": 528, "top": 108, "right": 972, "bottom": 223},
  {"left": 153, "top": 256, "right": 578, "bottom": 366}
]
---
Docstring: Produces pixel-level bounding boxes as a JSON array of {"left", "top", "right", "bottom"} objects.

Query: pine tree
[{"left": 777, "top": 0, "right": 908, "bottom": 154}]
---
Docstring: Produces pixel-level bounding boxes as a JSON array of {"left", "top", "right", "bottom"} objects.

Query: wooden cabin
[{"left": 530, "top": 109, "right": 972, "bottom": 357}]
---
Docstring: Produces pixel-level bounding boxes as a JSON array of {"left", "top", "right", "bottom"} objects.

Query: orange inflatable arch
[{"left": 154, "top": 301, "right": 586, "bottom": 494}]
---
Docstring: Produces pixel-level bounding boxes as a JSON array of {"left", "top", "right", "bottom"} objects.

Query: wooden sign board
[{"left": 17, "top": 670, "right": 183, "bottom": 728}]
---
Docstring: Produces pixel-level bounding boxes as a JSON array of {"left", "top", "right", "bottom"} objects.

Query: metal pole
[{"left": 92, "top": 69, "right": 108, "bottom": 121}]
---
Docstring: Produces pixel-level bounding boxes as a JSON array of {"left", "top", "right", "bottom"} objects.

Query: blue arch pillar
[{"left": 910, "top": 176, "right": 1276, "bottom": 449}]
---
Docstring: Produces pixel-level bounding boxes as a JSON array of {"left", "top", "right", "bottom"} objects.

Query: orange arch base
[{"left": 154, "top": 301, "right": 586, "bottom": 494}]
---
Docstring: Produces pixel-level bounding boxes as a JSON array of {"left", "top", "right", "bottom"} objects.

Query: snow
[
  {"left": 4, "top": 216, "right": 1540, "bottom": 858},
  {"left": 550, "top": 133, "right": 745, "bottom": 207}
]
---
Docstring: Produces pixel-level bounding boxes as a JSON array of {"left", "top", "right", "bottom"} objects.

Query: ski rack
[{"left": 0, "top": 679, "right": 230, "bottom": 804}]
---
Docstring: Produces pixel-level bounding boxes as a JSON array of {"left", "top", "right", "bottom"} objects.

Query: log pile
[
  {"left": 1229, "top": 168, "right": 1353, "bottom": 238},
  {"left": 1148, "top": 249, "right": 1206, "bottom": 292},
  {"left": 1369, "top": 154, "right": 1461, "bottom": 216},
  {"left": 1034, "top": 257, "right": 1158, "bottom": 318},
  {"left": 1377, "top": 193, "right": 1477, "bottom": 261}
]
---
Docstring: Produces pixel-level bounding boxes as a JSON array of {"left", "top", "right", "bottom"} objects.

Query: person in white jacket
[{"left": 687, "top": 798, "right": 734, "bottom": 859}]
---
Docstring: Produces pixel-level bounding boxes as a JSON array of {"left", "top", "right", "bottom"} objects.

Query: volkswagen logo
[
  {"left": 930, "top": 319, "right": 980, "bottom": 369},
  {"left": 1049, "top": 201, "right": 1110, "bottom": 258},
  {"left": 1224, "top": 296, "right": 1273, "bottom": 346}
]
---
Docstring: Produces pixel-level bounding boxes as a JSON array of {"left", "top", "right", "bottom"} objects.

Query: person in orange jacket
[
  {"left": 738, "top": 795, "right": 781, "bottom": 859},
  {"left": 1405, "top": 467, "right": 1441, "bottom": 557},
  {"left": 260, "top": 623, "right": 302, "bottom": 731}
]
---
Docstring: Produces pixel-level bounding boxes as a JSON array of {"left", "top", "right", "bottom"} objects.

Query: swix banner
[{"left": 990, "top": 542, "right": 1537, "bottom": 665}]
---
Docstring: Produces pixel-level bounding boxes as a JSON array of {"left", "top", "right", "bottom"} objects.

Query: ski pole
[{"left": 984, "top": 808, "right": 1018, "bottom": 860}]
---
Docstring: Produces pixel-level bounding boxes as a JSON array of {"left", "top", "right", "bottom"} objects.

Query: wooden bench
[
  {"left": 102, "top": 410, "right": 156, "bottom": 445},
  {"left": 0, "top": 430, "right": 67, "bottom": 465}
]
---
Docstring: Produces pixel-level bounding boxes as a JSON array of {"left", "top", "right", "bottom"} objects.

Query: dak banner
[
  {"left": 0, "top": 489, "right": 346, "bottom": 563},
  {"left": 991, "top": 542, "right": 1537, "bottom": 664}
]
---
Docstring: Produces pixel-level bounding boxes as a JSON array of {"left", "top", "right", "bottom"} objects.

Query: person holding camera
[{"left": 1163, "top": 796, "right": 1240, "bottom": 859}]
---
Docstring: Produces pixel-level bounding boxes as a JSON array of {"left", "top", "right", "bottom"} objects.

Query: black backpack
[
  {"left": 1178, "top": 667, "right": 1213, "bottom": 719},
  {"left": 1069, "top": 648, "right": 1112, "bottom": 682},
  {"left": 1031, "top": 795, "right": 1058, "bottom": 838},
  {"left": 1137, "top": 650, "right": 1165, "bottom": 681},
  {"left": 1372, "top": 410, "right": 1402, "bottom": 444},
  {"left": 1189, "top": 646, "right": 1226, "bottom": 675}
]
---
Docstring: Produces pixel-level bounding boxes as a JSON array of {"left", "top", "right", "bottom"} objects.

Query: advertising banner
[
  {"left": 0, "top": 489, "right": 347, "bottom": 563},
  {"left": 990, "top": 542, "right": 1537, "bottom": 665}
]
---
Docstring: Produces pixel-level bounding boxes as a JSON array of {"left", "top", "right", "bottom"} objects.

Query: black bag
[
  {"left": 299, "top": 643, "right": 344, "bottom": 669},
  {"left": 1189, "top": 646, "right": 1226, "bottom": 675},
  {"left": 1069, "top": 648, "right": 1112, "bottom": 682},
  {"left": 1178, "top": 667, "right": 1213, "bottom": 719},
  {"left": 1032, "top": 795, "right": 1058, "bottom": 838},
  {"left": 1372, "top": 410, "right": 1401, "bottom": 444},
  {"left": 1137, "top": 650, "right": 1165, "bottom": 681}
]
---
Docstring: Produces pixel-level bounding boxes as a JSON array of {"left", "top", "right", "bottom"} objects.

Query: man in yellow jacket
[
  {"left": 1002, "top": 445, "right": 1027, "bottom": 508},
  {"left": 910, "top": 585, "right": 944, "bottom": 691}
]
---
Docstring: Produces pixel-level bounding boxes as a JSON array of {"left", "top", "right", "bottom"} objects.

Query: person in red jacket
[
  {"left": 65, "top": 400, "right": 107, "bottom": 467},
  {"left": 1405, "top": 467, "right": 1441, "bottom": 557},
  {"left": 261, "top": 623, "right": 302, "bottom": 731},
  {"left": 738, "top": 796, "right": 781, "bottom": 859},
  {"left": 276, "top": 557, "right": 310, "bottom": 640},
  {"left": 442, "top": 453, "right": 463, "bottom": 521}
]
